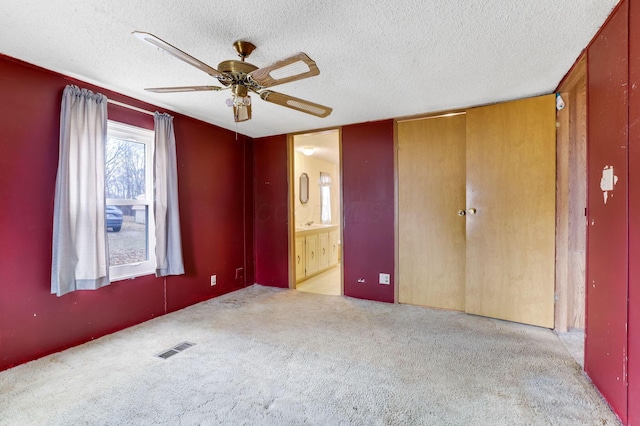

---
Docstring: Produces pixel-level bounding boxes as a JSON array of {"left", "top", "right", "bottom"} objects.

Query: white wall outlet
[
  {"left": 210, "top": 275, "right": 216, "bottom": 286},
  {"left": 379, "top": 273, "right": 390, "bottom": 285}
]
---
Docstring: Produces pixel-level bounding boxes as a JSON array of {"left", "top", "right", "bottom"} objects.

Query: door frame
[
  {"left": 555, "top": 53, "right": 588, "bottom": 332},
  {"left": 287, "top": 128, "right": 344, "bottom": 293}
]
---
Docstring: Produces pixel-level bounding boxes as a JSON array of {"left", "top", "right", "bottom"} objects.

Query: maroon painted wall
[
  {"left": 628, "top": 0, "right": 640, "bottom": 422},
  {"left": 341, "top": 121, "right": 395, "bottom": 303},
  {"left": 253, "top": 134, "right": 289, "bottom": 288},
  {"left": 164, "top": 120, "right": 252, "bottom": 312},
  {"left": 585, "top": 1, "right": 629, "bottom": 422},
  {"left": 0, "top": 55, "right": 253, "bottom": 371},
  {"left": 244, "top": 138, "right": 256, "bottom": 286}
]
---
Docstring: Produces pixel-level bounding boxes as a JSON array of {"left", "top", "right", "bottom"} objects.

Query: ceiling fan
[{"left": 132, "top": 31, "right": 332, "bottom": 123}]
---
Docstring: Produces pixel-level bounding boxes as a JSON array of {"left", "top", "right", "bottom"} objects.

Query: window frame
[{"left": 106, "top": 120, "right": 156, "bottom": 281}]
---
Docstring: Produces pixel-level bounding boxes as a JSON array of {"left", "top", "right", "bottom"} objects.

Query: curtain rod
[{"left": 107, "top": 99, "right": 155, "bottom": 116}]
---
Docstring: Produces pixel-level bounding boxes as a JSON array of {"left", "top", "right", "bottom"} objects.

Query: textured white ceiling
[{"left": 0, "top": 0, "right": 618, "bottom": 138}]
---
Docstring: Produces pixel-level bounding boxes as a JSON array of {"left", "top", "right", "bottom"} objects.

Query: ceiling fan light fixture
[
  {"left": 226, "top": 94, "right": 251, "bottom": 107},
  {"left": 233, "top": 104, "right": 251, "bottom": 122},
  {"left": 226, "top": 83, "right": 251, "bottom": 111}
]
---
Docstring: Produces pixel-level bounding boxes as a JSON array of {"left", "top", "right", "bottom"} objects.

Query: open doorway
[{"left": 290, "top": 129, "right": 342, "bottom": 295}]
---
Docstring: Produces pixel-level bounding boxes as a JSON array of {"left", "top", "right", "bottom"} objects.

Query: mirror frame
[{"left": 299, "top": 173, "right": 309, "bottom": 204}]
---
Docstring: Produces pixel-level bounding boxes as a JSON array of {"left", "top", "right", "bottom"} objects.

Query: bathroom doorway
[{"left": 290, "top": 129, "right": 342, "bottom": 295}]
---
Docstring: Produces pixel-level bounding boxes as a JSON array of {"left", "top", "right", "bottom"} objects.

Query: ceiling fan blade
[
  {"left": 259, "top": 91, "right": 332, "bottom": 118},
  {"left": 249, "top": 53, "right": 320, "bottom": 88},
  {"left": 233, "top": 104, "right": 252, "bottom": 122},
  {"left": 132, "top": 31, "right": 224, "bottom": 79},
  {"left": 145, "top": 85, "right": 224, "bottom": 93}
]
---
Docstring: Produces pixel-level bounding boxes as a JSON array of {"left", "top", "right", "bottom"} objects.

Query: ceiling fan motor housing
[
  {"left": 232, "top": 83, "right": 248, "bottom": 97},
  {"left": 216, "top": 60, "right": 261, "bottom": 90},
  {"left": 217, "top": 60, "right": 258, "bottom": 75}
]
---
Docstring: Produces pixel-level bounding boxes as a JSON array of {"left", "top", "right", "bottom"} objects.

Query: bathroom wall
[{"left": 293, "top": 151, "right": 340, "bottom": 227}]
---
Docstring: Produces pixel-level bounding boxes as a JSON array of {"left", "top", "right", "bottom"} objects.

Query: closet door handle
[
  {"left": 457, "top": 209, "right": 466, "bottom": 216},
  {"left": 467, "top": 208, "right": 477, "bottom": 215}
]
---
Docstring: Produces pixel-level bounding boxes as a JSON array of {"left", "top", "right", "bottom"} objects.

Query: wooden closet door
[
  {"left": 465, "top": 94, "right": 556, "bottom": 328},
  {"left": 398, "top": 114, "right": 467, "bottom": 310}
]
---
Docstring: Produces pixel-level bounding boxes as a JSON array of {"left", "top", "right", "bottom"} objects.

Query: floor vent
[{"left": 156, "top": 342, "right": 195, "bottom": 359}]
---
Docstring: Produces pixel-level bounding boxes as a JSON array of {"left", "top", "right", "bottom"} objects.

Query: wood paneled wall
[{"left": 556, "top": 55, "right": 587, "bottom": 332}]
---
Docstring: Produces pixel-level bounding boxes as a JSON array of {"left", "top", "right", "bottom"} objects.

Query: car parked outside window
[{"left": 106, "top": 205, "right": 123, "bottom": 232}]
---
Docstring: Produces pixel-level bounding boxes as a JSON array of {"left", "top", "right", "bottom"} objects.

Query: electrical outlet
[
  {"left": 379, "top": 273, "right": 390, "bottom": 285},
  {"left": 235, "top": 267, "right": 243, "bottom": 280},
  {"left": 210, "top": 275, "right": 216, "bottom": 286}
]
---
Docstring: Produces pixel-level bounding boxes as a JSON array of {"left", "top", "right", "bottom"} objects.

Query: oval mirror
[{"left": 299, "top": 173, "right": 309, "bottom": 204}]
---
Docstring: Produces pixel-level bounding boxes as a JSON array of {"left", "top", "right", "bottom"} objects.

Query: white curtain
[
  {"left": 320, "top": 172, "right": 332, "bottom": 224},
  {"left": 154, "top": 112, "right": 185, "bottom": 276},
  {"left": 51, "top": 85, "right": 109, "bottom": 296}
]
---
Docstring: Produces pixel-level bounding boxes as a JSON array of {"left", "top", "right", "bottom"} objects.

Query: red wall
[
  {"left": 253, "top": 134, "right": 289, "bottom": 288},
  {"left": 341, "top": 121, "right": 395, "bottom": 303},
  {"left": 0, "top": 55, "right": 253, "bottom": 371},
  {"left": 244, "top": 137, "right": 256, "bottom": 286},
  {"left": 628, "top": 0, "right": 640, "bottom": 422},
  {"left": 163, "top": 120, "right": 253, "bottom": 312},
  {"left": 585, "top": 0, "right": 629, "bottom": 422}
]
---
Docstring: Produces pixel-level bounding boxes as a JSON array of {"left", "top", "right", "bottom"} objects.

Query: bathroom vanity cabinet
[{"left": 295, "top": 225, "right": 339, "bottom": 283}]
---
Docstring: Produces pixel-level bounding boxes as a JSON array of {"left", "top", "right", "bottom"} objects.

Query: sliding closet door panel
[
  {"left": 465, "top": 94, "right": 556, "bottom": 328},
  {"left": 398, "top": 114, "right": 466, "bottom": 310}
]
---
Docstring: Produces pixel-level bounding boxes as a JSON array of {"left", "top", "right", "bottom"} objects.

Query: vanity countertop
[{"left": 295, "top": 224, "right": 339, "bottom": 235}]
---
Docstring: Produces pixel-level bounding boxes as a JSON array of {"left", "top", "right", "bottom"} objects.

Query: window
[
  {"left": 320, "top": 172, "right": 332, "bottom": 224},
  {"left": 105, "top": 120, "right": 155, "bottom": 281}
]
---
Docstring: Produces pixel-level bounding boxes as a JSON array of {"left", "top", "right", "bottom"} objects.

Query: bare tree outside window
[{"left": 105, "top": 138, "right": 146, "bottom": 213}]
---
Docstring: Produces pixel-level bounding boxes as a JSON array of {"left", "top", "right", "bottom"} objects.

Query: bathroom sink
[
  {"left": 303, "top": 224, "right": 333, "bottom": 229},
  {"left": 295, "top": 224, "right": 336, "bottom": 232}
]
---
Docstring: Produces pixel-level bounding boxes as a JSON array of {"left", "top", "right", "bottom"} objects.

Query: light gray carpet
[
  {"left": 556, "top": 328, "right": 586, "bottom": 369},
  {"left": 0, "top": 285, "right": 620, "bottom": 425}
]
